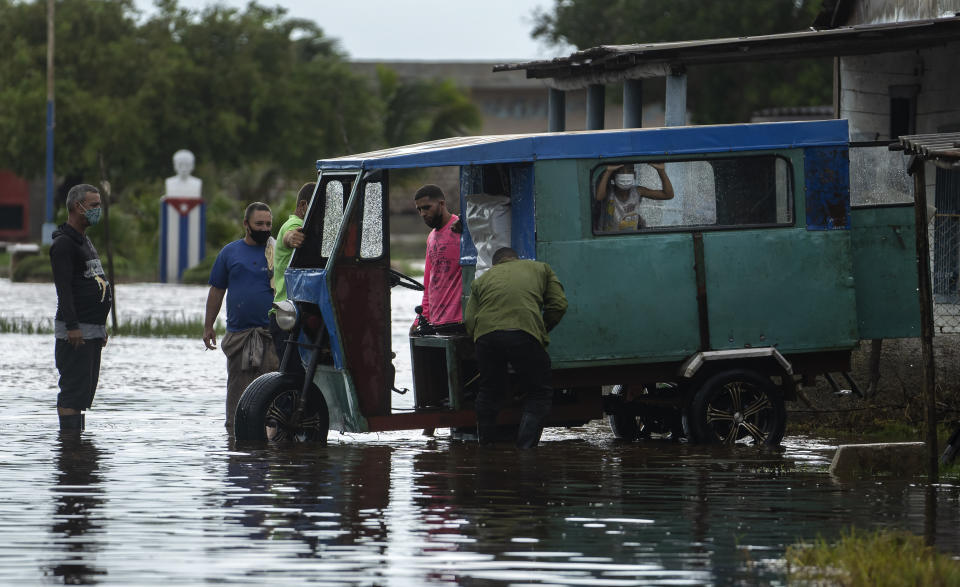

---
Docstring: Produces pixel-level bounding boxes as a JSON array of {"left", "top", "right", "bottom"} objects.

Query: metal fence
[
  {"left": 850, "top": 146, "right": 960, "bottom": 334},
  {"left": 931, "top": 164, "right": 960, "bottom": 333}
]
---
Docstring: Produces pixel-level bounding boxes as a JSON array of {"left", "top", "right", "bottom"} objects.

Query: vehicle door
[{"left": 327, "top": 170, "right": 392, "bottom": 418}]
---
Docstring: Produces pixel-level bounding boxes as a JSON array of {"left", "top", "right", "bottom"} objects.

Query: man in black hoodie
[{"left": 50, "top": 184, "right": 112, "bottom": 431}]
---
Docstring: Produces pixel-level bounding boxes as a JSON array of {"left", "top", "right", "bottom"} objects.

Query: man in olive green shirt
[
  {"left": 464, "top": 247, "right": 568, "bottom": 448},
  {"left": 270, "top": 182, "right": 314, "bottom": 376}
]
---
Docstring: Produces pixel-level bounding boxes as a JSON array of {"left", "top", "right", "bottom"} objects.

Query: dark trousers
[
  {"left": 475, "top": 330, "right": 553, "bottom": 447},
  {"left": 269, "top": 313, "right": 305, "bottom": 380},
  {"left": 55, "top": 338, "right": 103, "bottom": 410}
]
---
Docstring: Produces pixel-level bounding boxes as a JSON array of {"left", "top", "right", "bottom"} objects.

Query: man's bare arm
[
  {"left": 203, "top": 286, "right": 226, "bottom": 350},
  {"left": 282, "top": 227, "right": 305, "bottom": 248}
]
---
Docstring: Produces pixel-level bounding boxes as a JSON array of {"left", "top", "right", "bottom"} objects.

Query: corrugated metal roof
[
  {"left": 493, "top": 16, "right": 960, "bottom": 89},
  {"left": 316, "top": 119, "right": 849, "bottom": 170},
  {"left": 897, "top": 132, "right": 960, "bottom": 161}
]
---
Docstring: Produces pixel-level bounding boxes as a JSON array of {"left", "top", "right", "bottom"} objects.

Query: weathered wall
[
  {"left": 845, "top": 0, "right": 960, "bottom": 24},
  {"left": 840, "top": 41, "right": 960, "bottom": 140},
  {"left": 840, "top": 41, "right": 960, "bottom": 207}
]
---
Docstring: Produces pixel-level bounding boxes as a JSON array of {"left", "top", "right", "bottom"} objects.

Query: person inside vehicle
[
  {"left": 410, "top": 184, "right": 463, "bottom": 335},
  {"left": 595, "top": 162, "right": 674, "bottom": 231}
]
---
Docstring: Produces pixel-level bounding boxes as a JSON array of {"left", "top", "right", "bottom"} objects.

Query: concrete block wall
[
  {"left": 840, "top": 41, "right": 960, "bottom": 206},
  {"left": 841, "top": 42, "right": 960, "bottom": 140}
]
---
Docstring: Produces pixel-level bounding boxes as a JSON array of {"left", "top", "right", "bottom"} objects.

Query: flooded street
[{"left": 2, "top": 278, "right": 960, "bottom": 585}]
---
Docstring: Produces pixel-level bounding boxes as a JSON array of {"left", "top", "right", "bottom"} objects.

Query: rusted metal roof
[
  {"left": 896, "top": 132, "right": 960, "bottom": 163},
  {"left": 494, "top": 15, "right": 960, "bottom": 90}
]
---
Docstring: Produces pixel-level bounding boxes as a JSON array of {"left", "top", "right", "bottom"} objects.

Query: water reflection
[
  {"left": 47, "top": 433, "right": 106, "bottom": 584},
  {"left": 3, "top": 278, "right": 960, "bottom": 584}
]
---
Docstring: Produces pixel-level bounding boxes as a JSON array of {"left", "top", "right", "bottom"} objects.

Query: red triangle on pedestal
[{"left": 162, "top": 197, "right": 204, "bottom": 217}]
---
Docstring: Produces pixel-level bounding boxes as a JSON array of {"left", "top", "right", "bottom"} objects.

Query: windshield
[{"left": 291, "top": 171, "right": 358, "bottom": 269}]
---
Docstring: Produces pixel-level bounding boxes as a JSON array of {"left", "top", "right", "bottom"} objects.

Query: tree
[
  {"left": 531, "top": 0, "right": 832, "bottom": 123},
  {"left": 0, "top": 0, "right": 382, "bottom": 190},
  {"left": 376, "top": 66, "right": 481, "bottom": 148}
]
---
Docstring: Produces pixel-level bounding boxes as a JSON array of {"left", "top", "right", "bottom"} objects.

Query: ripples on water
[{"left": 2, "top": 279, "right": 959, "bottom": 585}]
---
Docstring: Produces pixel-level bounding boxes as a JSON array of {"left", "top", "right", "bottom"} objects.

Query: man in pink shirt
[{"left": 410, "top": 184, "right": 463, "bottom": 333}]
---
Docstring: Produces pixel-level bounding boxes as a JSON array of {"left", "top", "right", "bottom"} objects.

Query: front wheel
[
  {"left": 687, "top": 369, "right": 785, "bottom": 446},
  {"left": 235, "top": 372, "right": 329, "bottom": 442}
]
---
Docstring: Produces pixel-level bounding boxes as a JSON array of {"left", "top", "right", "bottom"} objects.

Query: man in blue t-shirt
[{"left": 203, "top": 202, "right": 279, "bottom": 431}]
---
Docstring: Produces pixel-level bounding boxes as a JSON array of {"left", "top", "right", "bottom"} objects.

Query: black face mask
[{"left": 248, "top": 228, "right": 271, "bottom": 245}]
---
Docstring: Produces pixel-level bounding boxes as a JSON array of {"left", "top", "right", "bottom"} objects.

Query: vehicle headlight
[{"left": 273, "top": 300, "right": 299, "bottom": 331}]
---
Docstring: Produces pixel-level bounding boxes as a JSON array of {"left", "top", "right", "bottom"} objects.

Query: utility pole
[{"left": 42, "top": 0, "right": 56, "bottom": 244}]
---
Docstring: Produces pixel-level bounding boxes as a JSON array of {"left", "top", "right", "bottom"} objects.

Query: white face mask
[{"left": 614, "top": 174, "right": 635, "bottom": 190}]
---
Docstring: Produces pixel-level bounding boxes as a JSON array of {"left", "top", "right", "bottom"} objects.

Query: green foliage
[
  {"left": 0, "top": 0, "right": 485, "bottom": 271},
  {"left": 531, "top": 0, "right": 832, "bottom": 123},
  {"left": 180, "top": 254, "right": 216, "bottom": 285},
  {"left": 0, "top": 0, "right": 381, "bottom": 186},
  {"left": 0, "top": 0, "right": 477, "bottom": 191},
  {"left": 11, "top": 250, "right": 52, "bottom": 282},
  {"left": 377, "top": 66, "right": 482, "bottom": 147},
  {"left": 0, "top": 314, "right": 225, "bottom": 338},
  {"left": 786, "top": 527, "right": 960, "bottom": 586},
  {"left": 204, "top": 191, "right": 244, "bottom": 253}
]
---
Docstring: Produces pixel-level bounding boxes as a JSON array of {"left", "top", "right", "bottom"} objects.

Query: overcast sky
[{"left": 133, "top": 0, "right": 571, "bottom": 61}]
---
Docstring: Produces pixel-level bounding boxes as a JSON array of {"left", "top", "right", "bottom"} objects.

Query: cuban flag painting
[{"left": 160, "top": 197, "right": 206, "bottom": 282}]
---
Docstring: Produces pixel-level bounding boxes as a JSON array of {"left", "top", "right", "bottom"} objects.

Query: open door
[{"left": 329, "top": 170, "right": 392, "bottom": 417}]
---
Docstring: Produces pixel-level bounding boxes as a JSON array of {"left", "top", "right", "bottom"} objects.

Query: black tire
[
  {"left": 607, "top": 384, "right": 684, "bottom": 441},
  {"left": 687, "top": 369, "right": 785, "bottom": 446},
  {"left": 235, "top": 372, "right": 329, "bottom": 442},
  {"left": 607, "top": 385, "right": 639, "bottom": 441},
  {"left": 607, "top": 413, "right": 640, "bottom": 441}
]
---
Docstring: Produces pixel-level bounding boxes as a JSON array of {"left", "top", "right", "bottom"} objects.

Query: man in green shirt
[
  {"left": 270, "top": 182, "right": 314, "bottom": 376},
  {"left": 464, "top": 247, "right": 568, "bottom": 448}
]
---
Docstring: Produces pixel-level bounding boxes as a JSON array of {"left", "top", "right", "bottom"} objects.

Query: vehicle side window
[
  {"left": 292, "top": 175, "right": 354, "bottom": 269},
  {"left": 591, "top": 155, "right": 793, "bottom": 234},
  {"left": 321, "top": 180, "right": 345, "bottom": 258},
  {"left": 360, "top": 182, "right": 384, "bottom": 259}
]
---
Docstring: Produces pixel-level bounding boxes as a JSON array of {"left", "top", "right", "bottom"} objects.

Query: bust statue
[{"left": 164, "top": 149, "right": 202, "bottom": 199}]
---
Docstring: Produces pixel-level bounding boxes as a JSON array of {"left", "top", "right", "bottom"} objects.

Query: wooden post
[
  {"left": 43, "top": 0, "right": 56, "bottom": 244},
  {"left": 910, "top": 157, "right": 938, "bottom": 483},
  {"left": 99, "top": 153, "right": 118, "bottom": 331}
]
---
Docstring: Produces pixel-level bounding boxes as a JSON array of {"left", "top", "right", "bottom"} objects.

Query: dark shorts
[{"left": 55, "top": 338, "right": 103, "bottom": 410}]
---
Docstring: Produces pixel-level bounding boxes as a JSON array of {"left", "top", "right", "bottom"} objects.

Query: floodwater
[{"left": 2, "top": 278, "right": 960, "bottom": 585}]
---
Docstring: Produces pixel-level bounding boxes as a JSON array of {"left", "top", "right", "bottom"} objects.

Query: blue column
[
  {"left": 586, "top": 84, "right": 605, "bottom": 130},
  {"left": 665, "top": 70, "right": 688, "bottom": 127},
  {"left": 548, "top": 88, "right": 566, "bottom": 132},
  {"left": 623, "top": 79, "right": 643, "bottom": 128}
]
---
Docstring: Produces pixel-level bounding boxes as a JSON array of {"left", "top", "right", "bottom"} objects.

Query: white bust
[{"left": 164, "top": 149, "right": 202, "bottom": 199}]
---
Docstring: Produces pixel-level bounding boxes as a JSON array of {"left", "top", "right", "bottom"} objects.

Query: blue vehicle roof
[{"left": 316, "top": 119, "right": 849, "bottom": 171}]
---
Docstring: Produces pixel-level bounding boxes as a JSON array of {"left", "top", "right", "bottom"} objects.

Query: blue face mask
[{"left": 80, "top": 204, "right": 102, "bottom": 226}]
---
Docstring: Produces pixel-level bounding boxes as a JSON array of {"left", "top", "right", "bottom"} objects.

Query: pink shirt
[{"left": 420, "top": 214, "right": 463, "bottom": 325}]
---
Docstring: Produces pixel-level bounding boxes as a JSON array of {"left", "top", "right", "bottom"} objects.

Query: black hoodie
[{"left": 49, "top": 223, "right": 112, "bottom": 330}]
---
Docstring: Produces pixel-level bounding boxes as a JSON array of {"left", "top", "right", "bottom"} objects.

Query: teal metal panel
[
  {"left": 535, "top": 159, "right": 591, "bottom": 243},
  {"left": 703, "top": 229, "right": 858, "bottom": 352},
  {"left": 850, "top": 204, "right": 921, "bottom": 339},
  {"left": 313, "top": 365, "right": 366, "bottom": 433},
  {"left": 539, "top": 237, "right": 701, "bottom": 367}
]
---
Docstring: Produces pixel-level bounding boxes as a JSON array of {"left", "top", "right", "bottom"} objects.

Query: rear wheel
[
  {"left": 687, "top": 369, "right": 785, "bottom": 446},
  {"left": 606, "top": 384, "right": 683, "bottom": 441},
  {"left": 235, "top": 372, "right": 329, "bottom": 442}
]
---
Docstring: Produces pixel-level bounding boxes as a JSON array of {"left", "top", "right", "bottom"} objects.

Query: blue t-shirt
[{"left": 209, "top": 239, "right": 273, "bottom": 332}]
